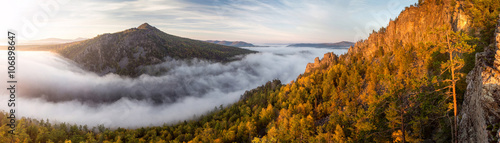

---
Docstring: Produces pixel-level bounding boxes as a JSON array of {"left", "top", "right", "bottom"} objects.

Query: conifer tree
[{"left": 438, "top": 27, "right": 474, "bottom": 143}]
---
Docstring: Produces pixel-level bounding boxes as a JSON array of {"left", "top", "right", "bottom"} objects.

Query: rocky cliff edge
[{"left": 459, "top": 14, "right": 500, "bottom": 143}]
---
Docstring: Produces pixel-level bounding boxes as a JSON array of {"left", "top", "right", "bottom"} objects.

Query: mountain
[
  {"left": 459, "top": 14, "right": 500, "bottom": 143},
  {"left": 46, "top": 23, "right": 256, "bottom": 76},
  {"left": 287, "top": 41, "right": 354, "bottom": 48},
  {"left": 205, "top": 40, "right": 261, "bottom": 47}
]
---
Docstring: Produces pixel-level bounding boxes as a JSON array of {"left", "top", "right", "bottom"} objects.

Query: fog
[{"left": 0, "top": 45, "right": 346, "bottom": 127}]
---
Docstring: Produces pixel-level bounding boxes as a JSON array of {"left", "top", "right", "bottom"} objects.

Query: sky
[{"left": 1, "top": 0, "right": 417, "bottom": 43}]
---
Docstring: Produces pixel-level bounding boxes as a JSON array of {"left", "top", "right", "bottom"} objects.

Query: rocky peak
[
  {"left": 138, "top": 23, "right": 155, "bottom": 30},
  {"left": 459, "top": 14, "right": 500, "bottom": 143}
]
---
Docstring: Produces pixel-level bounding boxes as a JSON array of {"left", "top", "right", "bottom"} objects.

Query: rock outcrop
[
  {"left": 452, "top": 2, "right": 470, "bottom": 32},
  {"left": 304, "top": 52, "right": 339, "bottom": 74},
  {"left": 459, "top": 14, "right": 500, "bottom": 143}
]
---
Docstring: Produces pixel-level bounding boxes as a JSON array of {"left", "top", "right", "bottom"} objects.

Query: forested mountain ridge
[
  {"left": 1, "top": 0, "right": 500, "bottom": 142},
  {"left": 45, "top": 23, "right": 256, "bottom": 77}
]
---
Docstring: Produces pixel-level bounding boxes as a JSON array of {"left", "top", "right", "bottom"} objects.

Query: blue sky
[{"left": 1, "top": 0, "right": 417, "bottom": 43}]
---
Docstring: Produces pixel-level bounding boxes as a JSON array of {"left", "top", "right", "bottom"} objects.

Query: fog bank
[{"left": 0, "top": 46, "right": 346, "bottom": 127}]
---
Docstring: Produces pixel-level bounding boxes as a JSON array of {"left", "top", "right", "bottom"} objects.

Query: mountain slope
[{"left": 47, "top": 23, "right": 256, "bottom": 76}]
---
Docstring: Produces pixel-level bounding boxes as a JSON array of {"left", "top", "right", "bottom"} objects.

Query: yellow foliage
[
  {"left": 214, "top": 138, "right": 223, "bottom": 143},
  {"left": 447, "top": 103, "right": 454, "bottom": 112},
  {"left": 333, "top": 124, "right": 346, "bottom": 143},
  {"left": 392, "top": 130, "right": 403, "bottom": 143}
]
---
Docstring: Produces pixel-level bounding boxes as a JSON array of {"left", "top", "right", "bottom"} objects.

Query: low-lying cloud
[{"left": 0, "top": 46, "right": 346, "bottom": 127}]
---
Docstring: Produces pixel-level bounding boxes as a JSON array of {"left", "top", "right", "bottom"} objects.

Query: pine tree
[{"left": 438, "top": 27, "right": 474, "bottom": 143}]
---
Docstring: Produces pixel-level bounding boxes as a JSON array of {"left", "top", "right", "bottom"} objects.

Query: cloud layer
[{"left": 0, "top": 46, "right": 346, "bottom": 127}]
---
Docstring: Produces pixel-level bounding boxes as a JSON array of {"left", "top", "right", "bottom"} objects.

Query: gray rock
[{"left": 458, "top": 14, "right": 500, "bottom": 143}]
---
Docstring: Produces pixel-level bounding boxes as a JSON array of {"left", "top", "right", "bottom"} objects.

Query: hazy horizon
[{"left": 16, "top": 35, "right": 357, "bottom": 46}]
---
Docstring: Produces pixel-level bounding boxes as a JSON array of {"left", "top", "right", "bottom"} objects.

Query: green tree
[{"left": 438, "top": 28, "right": 475, "bottom": 143}]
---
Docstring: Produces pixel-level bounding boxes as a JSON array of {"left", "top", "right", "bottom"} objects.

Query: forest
[{"left": 1, "top": 0, "right": 500, "bottom": 142}]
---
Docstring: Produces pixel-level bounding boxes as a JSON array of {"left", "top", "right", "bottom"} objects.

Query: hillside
[
  {"left": 206, "top": 40, "right": 261, "bottom": 47},
  {"left": 287, "top": 41, "right": 354, "bottom": 48},
  {"left": 45, "top": 23, "right": 256, "bottom": 76},
  {"left": 1, "top": 0, "right": 499, "bottom": 142}
]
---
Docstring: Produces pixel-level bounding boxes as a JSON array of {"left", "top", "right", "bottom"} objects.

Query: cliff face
[
  {"left": 459, "top": 15, "right": 500, "bottom": 143},
  {"left": 347, "top": 3, "right": 451, "bottom": 60}
]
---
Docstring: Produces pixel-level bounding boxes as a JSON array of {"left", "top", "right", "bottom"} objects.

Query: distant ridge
[
  {"left": 46, "top": 23, "right": 256, "bottom": 77},
  {"left": 206, "top": 40, "right": 264, "bottom": 47},
  {"left": 287, "top": 41, "right": 354, "bottom": 48},
  {"left": 20, "top": 37, "right": 87, "bottom": 45}
]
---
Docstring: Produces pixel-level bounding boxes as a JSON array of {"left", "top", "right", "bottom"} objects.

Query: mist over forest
[{"left": 0, "top": 46, "right": 346, "bottom": 127}]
